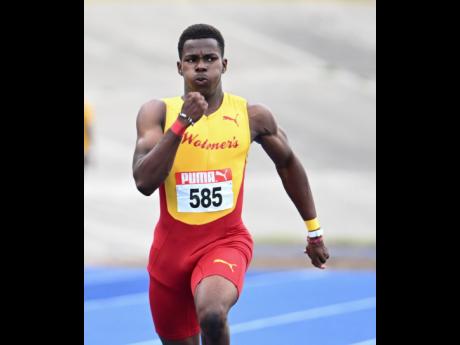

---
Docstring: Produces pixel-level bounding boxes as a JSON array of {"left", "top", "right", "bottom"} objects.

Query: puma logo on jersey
[
  {"left": 215, "top": 169, "right": 228, "bottom": 181},
  {"left": 176, "top": 169, "right": 232, "bottom": 185},
  {"left": 223, "top": 114, "right": 239, "bottom": 127},
  {"left": 213, "top": 259, "right": 237, "bottom": 272}
]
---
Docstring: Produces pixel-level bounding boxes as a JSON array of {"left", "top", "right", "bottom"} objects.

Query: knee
[{"left": 198, "top": 306, "right": 227, "bottom": 340}]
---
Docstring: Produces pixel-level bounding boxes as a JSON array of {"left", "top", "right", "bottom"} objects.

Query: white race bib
[{"left": 176, "top": 169, "right": 233, "bottom": 213}]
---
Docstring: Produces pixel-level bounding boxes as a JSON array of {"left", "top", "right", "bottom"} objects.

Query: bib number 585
[{"left": 190, "top": 187, "right": 223, "bottom": 208}]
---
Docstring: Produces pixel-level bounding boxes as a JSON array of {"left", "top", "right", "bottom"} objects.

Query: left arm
[{"left": 248, "top": 103, "right": 330, "bottom": 269}]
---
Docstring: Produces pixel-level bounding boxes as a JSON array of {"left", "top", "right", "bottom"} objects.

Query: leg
[
  {"left": 149, "top": 274, "right": 201, "bottom": 343},
  {"left": 191, "top": 245, "right": 251, "bottom": 345},
  {"left": 194, "top": 275, "right": 238, "bottom": 345}
]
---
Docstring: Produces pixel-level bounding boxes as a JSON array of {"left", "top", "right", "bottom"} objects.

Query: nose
[{"left": 195, "top": 58, "right": 207, "bottom": 71}]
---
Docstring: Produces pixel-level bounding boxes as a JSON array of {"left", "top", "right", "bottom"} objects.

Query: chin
[
  {"left": 187, "top": 81, "right": 217, "bottom": 96},
  {"left": 192, "top": 86, "right": 212, "bottom": 95}
]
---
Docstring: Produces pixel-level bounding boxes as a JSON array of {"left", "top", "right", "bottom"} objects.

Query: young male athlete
[{"left": 132, "top": 24, "right": 330, "bottom": 345}]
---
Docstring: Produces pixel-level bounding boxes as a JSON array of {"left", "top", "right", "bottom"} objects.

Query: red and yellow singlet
[{"left": 161, "top": 92, "right": 250, "bottom": 225}]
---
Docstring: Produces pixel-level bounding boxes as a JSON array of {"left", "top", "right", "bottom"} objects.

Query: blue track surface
[{"left": 85, "top": 268, "right": 375, "bottom": 345}]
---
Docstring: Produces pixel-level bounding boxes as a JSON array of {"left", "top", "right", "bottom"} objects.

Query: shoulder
[
  {"left": 138, "top": 99, "right": 166, "bottom": 118},
  {"left": 247, "top": 103, "right": 272, "bottom": 117},
  {"left": 247, "top": 102, "right": 277, "bottom": 137},
  {"left": 136, "top": 99, "right": 167, "bottom": 128},
  {"left": 135, "top": 99, "right": 168, "bottom": 134}
]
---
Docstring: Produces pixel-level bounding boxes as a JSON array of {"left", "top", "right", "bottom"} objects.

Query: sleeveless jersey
[{"left": 161, "top": 92, "right": 250, "bottom": 225}]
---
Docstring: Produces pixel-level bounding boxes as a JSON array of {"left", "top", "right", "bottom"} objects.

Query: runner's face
[{"left": 178, "top": 38, "right": 227, "bottom": 95}]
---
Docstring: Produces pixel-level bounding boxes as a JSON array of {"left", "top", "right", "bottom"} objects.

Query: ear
[
  {"left": 177, "top": 61, "right": 183, "bottom": 76},
  {"left": 222, "top": 58, "right": 228, "bottom": 74}
]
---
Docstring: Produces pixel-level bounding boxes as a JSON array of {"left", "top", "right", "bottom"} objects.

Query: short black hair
[{"left": 178, "top": 24, "right": 225, "bottom": 59}]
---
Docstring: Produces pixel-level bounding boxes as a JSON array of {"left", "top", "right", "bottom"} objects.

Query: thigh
[
  {"left": 149, "top": 275, "right": 200, "bottom": 341},
  {"left": 191, "top": 246, "right": 250, "bottom": 302}
]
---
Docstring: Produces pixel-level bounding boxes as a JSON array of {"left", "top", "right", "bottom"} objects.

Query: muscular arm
[
  {"left": 249, "top": 104, "right": 317, "bottom": 220},
  {"left": 132, "top": 92, "right": 208, "bottom": 196},
  {"left": 132, "top": 100, "right": 183, "bottom": 196},
  {"left": 249, "top": 103, "right": 329, "bottom": 269}
]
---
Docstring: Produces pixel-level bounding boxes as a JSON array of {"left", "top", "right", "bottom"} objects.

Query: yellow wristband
[{"left": 305, "top": 218, "right": 320, "bottom": 231}]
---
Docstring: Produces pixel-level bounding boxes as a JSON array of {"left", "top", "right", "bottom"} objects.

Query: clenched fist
[
  {"left": 179, "top": 92, "right": 208, "bottom": 125},
  {"left": 305, "top": 237, "right": 330, "bottom": 269}
]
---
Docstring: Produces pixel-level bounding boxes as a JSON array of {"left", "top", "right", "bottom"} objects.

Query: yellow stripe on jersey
[{"left": 162, "top": 93, "right": 250, "bottom": 225}]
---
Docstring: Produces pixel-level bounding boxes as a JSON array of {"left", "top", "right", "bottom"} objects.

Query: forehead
[{"left": 182, "top": 38, "right": 221, "bottom": 56}]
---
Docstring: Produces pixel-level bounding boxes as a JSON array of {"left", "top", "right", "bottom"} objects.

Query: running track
[{"left": 85, "top": 268, "right": 375, "bottom": 345}]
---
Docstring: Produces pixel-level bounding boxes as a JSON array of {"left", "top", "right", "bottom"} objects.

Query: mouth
[{"left": 194, "top": 76, "right": 209, "bottom": 85}]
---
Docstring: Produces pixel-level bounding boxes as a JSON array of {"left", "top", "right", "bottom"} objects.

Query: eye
[{"left": 205, "top": 56, "right": 217, "bottom": 62}]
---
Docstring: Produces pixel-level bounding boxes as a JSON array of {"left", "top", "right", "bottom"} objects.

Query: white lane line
[
  {"left": 84, "top": 270, "right": 329, "bottom": 311},
  {"left": 85, "top": 292, "right": 148, "bottom": 312},
  {"left": 350, "top": 339, "right": 376, "bottom": 345},
  {"left": 85, "top": 270, "right": 146, "bottom": 285},
  {"left": 125, "top": 297, "right": 375, "bottom": 345},
  {"left": 231, "top": 297, "right": 375, "bottom": 334},
  {"left": 128, "top": 340, "right": 162, "bottom": 345}
]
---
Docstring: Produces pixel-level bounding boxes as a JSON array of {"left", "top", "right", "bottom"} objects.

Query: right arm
[{"left": 132, "top": 93, "right": 207, "bottom": 196}]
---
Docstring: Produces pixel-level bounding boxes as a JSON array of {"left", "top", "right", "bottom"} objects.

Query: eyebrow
[{"left": 183, "top": 53, "right": 219, "bottom": 59}]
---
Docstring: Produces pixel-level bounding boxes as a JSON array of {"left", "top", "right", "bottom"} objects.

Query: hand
[
  {"left": 304, "top": 237, "right": 330, "bottom": 269},
  {"left": 180, "top": 92, "right": 208, "bottom": 125}
]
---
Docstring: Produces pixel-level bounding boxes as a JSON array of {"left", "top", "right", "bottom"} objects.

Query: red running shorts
[{"left": 147, "top": 217, "right": 253, "bottom": 340}]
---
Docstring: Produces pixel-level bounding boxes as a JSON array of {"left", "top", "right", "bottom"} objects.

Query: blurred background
[{"left": 84, "top": 0, "right": 376, "bottom": 270}]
